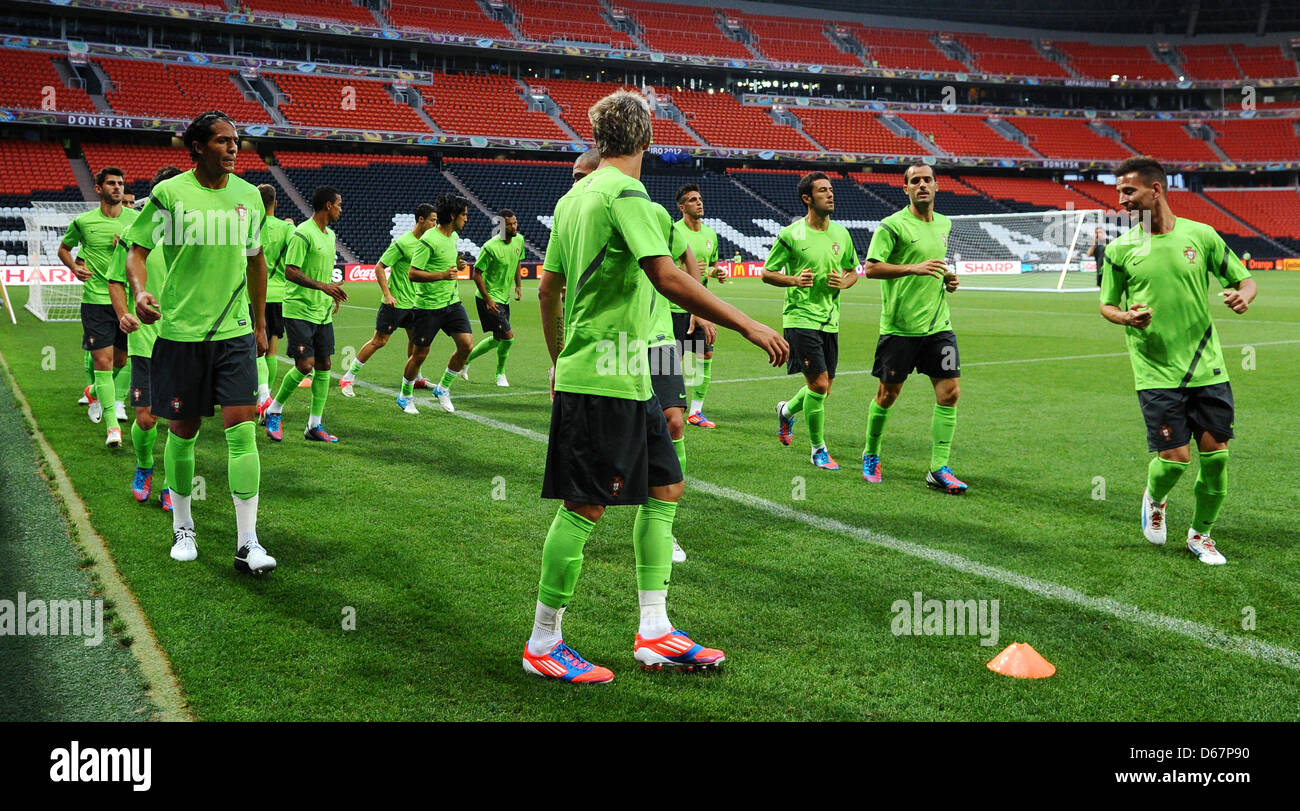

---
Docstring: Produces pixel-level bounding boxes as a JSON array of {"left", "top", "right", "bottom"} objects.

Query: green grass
[{"left": 3, "top": 274, "right": 1300, "bottom": 720}]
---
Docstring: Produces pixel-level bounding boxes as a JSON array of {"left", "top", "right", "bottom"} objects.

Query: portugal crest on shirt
[
  {"left": 1183, "top": 247, "right": 1197, "bottom": 264},
  {"left": 832, "top": 242, "right": 841, "bottom": 255}
]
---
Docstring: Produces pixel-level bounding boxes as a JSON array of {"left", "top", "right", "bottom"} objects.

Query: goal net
[
  {"left": 944, "top": 209, "right": 1116, "bottom": 292},
  {"left": 23, "top": 201, "right": 90, "bottom": 322}
]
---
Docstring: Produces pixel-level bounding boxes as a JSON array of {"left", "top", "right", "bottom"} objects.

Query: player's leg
[
  {"left": 216, "top": 333, "right": 275, "bottom": 573},
  {"left": 304, "top": 323, "right": 338, "bottom": 442},
  {"left": 1185, "top": 383, "right": 1234, "bottom": 565},
  {"left": 863, "top": 380, "right": 903, "bottom": 483},
  {"left": 686, "top": 339, "right": 715, "bottom": 428},
  {"left": 128, "top": 355, "right": 160, "bottom": 503},
  {"left": 112, "top": 342, "right": 130, "bottom": 422},
  {"left": 491, "top": 305, "right": 515, "bottom": 386},
  {"left": 258, "top": 303, "right": 284, "bottom": 411},
  {"left": 262, "top": 318, "right": 317, "bottom": 441},
  {"left": 1139, "top": 389, "right": 1192, "bottom": 547},
  {"left": 80, "top": 350, "right": 94, "bottom": 403},
  {"left": 151, "top": 337, "right": 201, "bottom": 562},
  {"left": 924, "top": 375, "right": 966, "bottom": 494},
  {"left": 340, "top": 329, "right": 388, "bottom": 397},
  {"left": 466, "top": 297, "right": 501, "bottom": 369},
  {"left": 649, "top": 345, "right": 688, "bottom": 563},
  {"left": 432, "top": 305, "right": 474, "bottom": 413},
  {"left": 795, "top": 330, "right": 836, "bottom": 469},
  {"left": 399, "top": 315, "right": 432, "bottom": 415},
  {"left": 776, "top": 328, "right": 809, "bottom": 446}
]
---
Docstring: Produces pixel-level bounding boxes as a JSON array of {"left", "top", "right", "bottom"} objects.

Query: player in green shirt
[
  {"left": 672, "top": 184, "right": 727, "bottom": 429},
  {"left": 59, "top": 166, "right": 138, "bottom": 443},
  {"left": 338, "top": 203, "right": 438, "bottom": 405},
  {"left": 764, "top": 171, "right": 861, "bottom": 471},
  {"left": 260, "top": 185, "right": 348, "bottom": 442},
  {"left": 861, "top": 163, "right": 966, "bottom": 494},
  {"left": 465, "top": 209, "right": 525, "bottom": 387},
  {"left": 254, "top": 184, "right": 295, "bottom": 409},
  {"left": 1101, "top": 157, "right": 1257, "bottom": 565},
  {"left": 124, "top": 110, "right": 275, "bottom": 573},
  {"left": 404, "top": 193, "right": 473, "bottom": 414},
  {"left": 522, "top": 90, "right": 787, "bottom": 684}
]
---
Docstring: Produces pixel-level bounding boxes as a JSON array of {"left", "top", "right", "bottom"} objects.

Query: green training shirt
[
  {"left": 1100, "top": 216, "right": 1250, "bottom": 391},
  {"left": 63, "top": 206, "right": 139, "bottom": 306},
  {"left": 378, "top": 231, "right": 422, "bottom": 310},
  {"left": 125, "top": 170, "right": 264, "bottom": 343},
  {"left": 543, "top": 165, "right": 669, "bottom": 401},
  {"left": 411, "top": 227, "right": 461, "bottom": 310},
  {"left": 106, "top": 237, "right": 169, "bottom": 358},
  {"left": 282, "top": 219, "right": 338, "bottom": 325},
  {"left": 474, "top": 233, "right": 526, "bottom": 304},
  {"left": 866, "top": 207, "right": 953, "bottom": 337},
  {"left": 668, "top": 219, "right": 719, "bottom": 314},
  {"left": 764, "top": 217, "right": 859, "bottom": 333},
  {"left": 260, "top": 215, "right": 295, "bottom": 304},
  {"left": 648, "top": 205, "right": 688, "bottom": 349}
]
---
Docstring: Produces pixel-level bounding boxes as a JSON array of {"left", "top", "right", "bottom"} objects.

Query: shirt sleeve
[
  {"left": 841, "top": 229, "right": 860, "bottom": 270},
  {"left": 707, "top": 229, "right": 719, "bottom": 267},
  {"left": 410, "top": 237, "right": 432, "bottom": 274},
  {"left": 106, "top": 239, "right": 128, "bottom": 284},
  {"left": 378, "top": 239, "right": 403, "bottom": 268},
  {"left": 1205, "top": 230, "right": 1250, "bottom": 288},
  {"left": 127, "top": 193, "right": 163, "bottom": 251},
  {"left": 866, "top": 221, "right": 897, "bottom": 264},
  {"left": 764, "top": 232, "right": 792, "bottom": 274},
  {"left": 61, "top": 217, "right": 83, "bottom": 250},
  {"left": 245, "top": 197, "right": 266, "bottom": 257},
  {"left": 283, "top": 230, "right": 309, "bottom": 270},
  {"left": 611, "top": 190, "right": 669, "bottom": 262},
  {"left": 1099, "top": 251, "right": 1126, "bottom": 308}
]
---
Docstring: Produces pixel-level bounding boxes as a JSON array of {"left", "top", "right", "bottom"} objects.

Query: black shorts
[
  {"left": 411, "top": 302, "right": 472, "bottom": 346},
  {"left": 376, "top": 303, "right": 415, "bottom": 335},
  {"left": 672, "top": 311, "right": 713, "bottom": 355},
  {"left": 785, "top": 327, "right": 838, "bottom": 379},
  {"left": 1138, "top": 382, "right": 1235, "bottom": 452},
  {"left": 542, "top": 391, "right": 682, "bottom": 505},
  {"left": 648, "top": 345, "right": 687, "bottom": 411},
  {"left": 265, "top": 301, "right": 285, "bottom": 339},
  {"left": 475, "top": 297, "right": 512, "bottom": 335},
  {"left": 129, "top": 354, "right": 152, "bottom": 411},
  {"left": 284, "top": 318, "right": 335, "bottom": 360},
  {"left": 81, "top": 303, "right": 127, "bottom": 352},
  {"left": 150, "top": 333, "right": 257, "bottom": 420},
  {"left": 872, "top": 330, "right": 961, "bottom": 383}
]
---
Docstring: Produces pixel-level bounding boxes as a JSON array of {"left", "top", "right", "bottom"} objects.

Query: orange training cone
[{"left": 986, "top": 642, "right": 1056, "bottom": 679}]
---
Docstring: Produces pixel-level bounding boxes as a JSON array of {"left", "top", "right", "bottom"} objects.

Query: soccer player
[
  {"left": 572, "top": 147, "right": 601, "bottom": 183},
  {"left": 1101, "top": 156, "right": 1256, "bottom": 565},
  {"left": 1089, "top": 226, "right": 1108, "bottom": 287},
  {"left": 404, "top": 194, "right": 473, "bottom": 414},
  {"left": 59, "top": 166, "right": 138, "bottom": 444},
  {"left": 108, "top": 165, "right": 182, "bottom": 511},
  {"left": 861, "top": 163, "right": 966, "bottom": 494},
  {"left": 764, "top": 171, "right": 860, "bottom": 471},
  {"left": 124, "top": 110, "right": 275, "bottom": 572},
  {"left": 465, "top": 209, "right": 524, "bottom": 387},
  {"left": 671, "top": 184, "right": 726, "bottom": 428},
  {"left": 521, "top": 89, "right": 787, "bottom": 684},
  {"left": 338, "top": 203, "right": 437, "bottom": 403},
  {"left": 255, "top": 184, "right": 294, "bottom": 413},
  {"left": 260, "top": 186, "right": 348, "bottom": 442}
]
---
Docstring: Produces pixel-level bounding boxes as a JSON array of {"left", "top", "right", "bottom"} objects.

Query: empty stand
[
  {"left": 420, "top": 74, "right": 569, "bottom": 140},
  {"left": 1007, "top": 118, "right": 1132, "bottom": 161},
  {"left": 98, "top": 58, "right": 271, "bottom": 123},
  {"left": 1232, "top": 44, "right": 1298, "bottom": 78},
  {"left": 1178, "top": 44, "right": 1241, "bottom": 80},
  {"left": 792, "top": 109, "right": 923, "bottom": 155},
  {"left": 445, "top": 158, "right": 570, "bottom": 255},
  {"left": 1213, "top": 118, "right": 1300, "bottom": 163},
  {"left": 955, "top": 34, "right": 1069, "bottom": 78},
  {"left": 1110, "top": 120, "right": 1219, "bottom": 163},
  {"left": 849, "top": 26, "right": 967, "bottom": 72},
  {"left": 244, "top": 0, "right": 377, "bottom": 26},
  {"left": 385, "top": 0, "right": 513, "bottom": 39},
  {"left": 510, "top": 0, "right": 636, "bottom": 48},
  {"left": 80, "top": 143, "right": 269, "bottom": 198},
  {"left": 619, "top": 1, "right": 752, "bottom": 60},
  {"left": 0, "top": 50, "right": 97, "bottom": 113},
  {"left": 957, "top": 175, "right": 1103, "bottom": 212},
  {"left": 731, "top": 12, "right": 861, "bottom": 67},
  {"left": 0, "top": 140, "right": 82, "bottom": 265},
  {"left": 1204, "top": 187, "right": 1300, "bottom": 252},
  {"left": 899, "top": 113, "right": 1034, "bottom": 158},
  {"left": 1166, "top": 188, "right": 1278, "bottom": 257},
  {"left": 272, "top": 73, "right": 431, "bottom": 132},
  {"left": 669, "top": 90, "right": 815, "bottom": 151},
  {"left": 1054, "top": 42, "right": 1175, "bottom": 80}
]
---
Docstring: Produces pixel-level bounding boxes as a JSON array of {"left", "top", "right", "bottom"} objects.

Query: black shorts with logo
[
  {"left": 672, "top": 311, "right": 713, "bottom": 355},
  {"left": 265, "top": 301, "right": 285, "bottom": 339},
  {"left": 1138, "top": 382, "right": 1235, "bottom": 452},
  {"left": 411, "top": 302, "right": 473, "bottom": 346},
  {"left": 785, "top": 327, "right": 838, "bottom": 379},
  {"left": 376, "top": 303, "right": 415, "bottom": 335},
  {"left": 872, "top": 330, "right": 961, "bottom": 383},
  {"left": 648, "top": 344, "right": 687, "bottom": 411},
  {"left": 129, "top": 354, "right": 152, "bottom": 411},
  {"left": 150, "top": 333, "right": 257, "bottom": 420},
  {"left": 542, "top": 391, "right": 682, "bottom": 506},
  {"left": 475, "top": 297, "right": 512, "bottom": 335},
  {"left": 284, "top": 318, "right": 335, "bottom": 360},
  {"left": 81, "top": 302, "right": 127, "bottom": 352}
]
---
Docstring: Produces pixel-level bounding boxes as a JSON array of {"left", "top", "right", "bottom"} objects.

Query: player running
[
  {"left": 124, "top": 110, "right": 275, "bottom": 572},
  {"left": 671, "top": 184, "right": 726, "bottom": 428},
  {"left": 59, "top": 166, "right": 138, "bottom": 445},
  {"left": 259, "top": 186, "right": 347, "bottom": 442},
  {"left": 1101, "top": 156, "right": 1256, "bottom": 565},
  {"left": 464, "top": 209, "right": 524, "bottom": 387},
  {"left": 404, "top": 194, "right": 473, "bottom": 414},
  {"left": 254, "top": 184, "right": 294, "bottom": 413},
  {"left": 764, "top": 171, "right": 860, "bottom": 471},
  {"left": 861, "top": 162, "right": 966, "bottom": 494},
  {"left": 521, "top": 90, "right": 787, "bottom": 684}
]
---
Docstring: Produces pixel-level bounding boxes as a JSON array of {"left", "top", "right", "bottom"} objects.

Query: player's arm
[
  {"left": 409, "top": 264, "right": 457, "bottom": 282},
  {"left": 373, "top": 261, "right": 396, "bottom": 306},
  {"left": 864, "top": 259, "right": 947, "bottom": 279},
  {"left": 470, "top": 260, "right": 496, "bottom": 312},
  {"left": 247, "top": 248, "right": 268, "bottom": 355},
  {"left": 285, "top": 264, "right": 347, "bottom": 302},
  {"left": 125, "top": 243, "right": 160, "bottom": 324},
  {"left": 539, "top": 269, "right": 564, "bottom": 365},
  {"left": 1098, "top": 258, "right": 1149, "bottom": 329},
  {"left": 1221, "top": 277, "right": 1257, "bottom": 314},
  {"left": 681, "top": 246, "right": 717, "bottom": 345},
  {"left": 513, "top": 259, "right": 523, "bottom": 301}
]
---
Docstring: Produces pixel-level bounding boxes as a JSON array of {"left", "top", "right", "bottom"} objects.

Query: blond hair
[{"left": 589, "top": 90, "right": 652, "bottom": 158}]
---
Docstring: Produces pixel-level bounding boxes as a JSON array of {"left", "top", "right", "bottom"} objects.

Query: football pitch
[{"left": 3, "top": 274, "right": 1299, "bottom": 721}]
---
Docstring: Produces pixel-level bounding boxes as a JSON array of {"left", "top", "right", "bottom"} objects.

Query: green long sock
[
  {"left": 537, "top": 507, "right": 597, "bottom": 609},
  {"left": 466, "top": 335, "right": 498, "bottom": 364},
  {"left": 785, "top": 385, "right": 810, "bottom": 415},
  {"left": 672, "top": 437, "right": 686, "bottom": 477},
  {"left": 805, "top": 389, "right": 827, "bottom": 447},
  {"left": 92, "top": 369, "right": 115, "bottom": 415},
  {"left": 930, "top": 404, "right": 957, "bottom": 470},
  {"left": 495, "top": 338, "right": 514, "bottom": 376},
  {"left": 310, "top": 369, "right": 330, "bottom": 418},
  {"left": 131, "top": 421, "right": 157, "bottom": 469},
  {"left": 113, "top": 364, "right": 130, "bottom": 404},
  {"left": 694, "top": 357, "right": 712, "bottom": 403},
  {"left": 256, "top": 355, "right": 269, "bottom": 389},
  {"left": 633, "top": 497, "right": 677, "bottom": 592},
  {"left": 864, "top": 400, "right": 890, "bottom": 456},
  {"left": 263, "top": 356, "right": 277, "bottom": 391},
  {"left": 1147, "top": 456, "right": 1189, "bottom": 503},
  {"left": 83, "top": 351, "right": 94, "bottom": 388},
  {"left": 439, "top": 368, "right": 456, "bottom": 390},
  {"left": 1192, "top": 449, "right": 1229, "bottom": 534},
  {"left": 400, "top": 377, "right": 414, "bottom": 397},
  {"left": 274, "top": 367, "right": 306, "bottom": 404},
  {"left": 225, "top": 421, "right": 260, "bottom": 500},
  {"left": 164, "top": 431, "right": 197, "bottom": 497}
]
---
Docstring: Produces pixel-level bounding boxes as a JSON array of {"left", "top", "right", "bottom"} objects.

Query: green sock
[
  {"left": 633, "top": 497, "right": 677, "bottom": 592},
  {"left": 274, "top": 367, "right": 306, "bottom": 404},
  {"left": 164, "top": 431, "right": 197, "bottom": 497},
  {"left": 495, "top": 338, "right": 514, "bottom": 376},
  {"left": 537, "top": 507, "right": 597, "bottom": 609},
  {"left": 92, "top": 369, "right": 115, "bottom": 415},
  {"left": 694, "top": 357, "right": 711, "bottom": 403},
  {"left": 864, "top": 400, "right": 890, "bottom": 456},
  {"left": 310, "top": 369, "right": 330, "bottom": 418},
  {"left": 113, "top": 364, "right": 130, "bottom": 404},
  {"left": 256, "top": 355, "right": 269, "bottom": 389},
  {"left": 263, "top": 356, "right": 277, "bottom": 391},
  {"left": 439, "top": 369, "right": 455, "bottom": 390},
  {"left": 930, "top": 404, "right": 957, "bottom": 470},
  {"left": 131, "top": 421, "right": 157, "bottom": 469},
  {"left": 785, "top": 386, "right": 809, "bottom": 416},
  {"left": 673, "top": 437, "right": 686, "bottom": 477},
  {"left": 1147, "top": 456, "right": 1189, "bottom": 503},
  {"left": 401, "top": 378, "right": 414, "bottom": 397},
  {"left": 345, "top": 358, "right": 364, "bottom": 379},
  {"left": 83, "top": 351, "right": 94, "bottom": 387},
  {"left": 466, "top": 336, "right": 498, "bottom": 364},
  {"left": 225, "top": 421, "right": 259, "bottom": 500},
  {"left": 805, "top": 389, "right": 827, "bottom": 447},
  {"left": 1192, "top": 449, "right": 1229, "bottom": 534}
]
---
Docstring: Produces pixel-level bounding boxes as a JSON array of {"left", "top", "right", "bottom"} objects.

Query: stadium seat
[
  {"left": 509, "top": 0, "right": 637, "bottom": 48},
  {"left": 97, "top": 58, "right": 272, "bottom": 124},
  {"left": 792, "top": 109, "right": 924, "bottom": 155},
  {"left": 420, "top": 74, "right": 570, "bottom": 140},
  {"left": 1231, "top": 44, "right": 1299, "bottom": 78},
  {"left": 1053, "top": 41, "right": 1176, "bottom": 80},
  {"left": 1008, "top": 118, "right": 1132, "bottom": 161},
  {"left": 80, "top": 143, "right": 269, "bottom": 199},
  {"left": 668, "top": 90, "right": 816, "bottom": 151},
  {"left": 1212, "top": 118, "right": 1300, "bottom": 163},
  {"left": 384, "top": 0, "right": 514, "bottom": 39},
  {"left": 0, "top": 140, "right": 84, "bottom": 265},
  {"left": 273, "top": 73, "right": 432, "bottom": 132},
  {"left": 244, "top": 0, "right": 378, "bottom": 27},
  {"left": 898, "top": 113, "right": 1035, "bottom": 158},
  {"left": 0, "top": 50, "right": 97, "bottom": 113},
  {"left": 619, "top": 1, "right": 753, "bottom": 60},
  {"left": 954, "top": 33, "right": 1070, "bottom": 78},
  {"left": 1178, "top": 44, "right": 1241, "bottom": 80},
  {"left": 729, "top": 11, "right": 863, "bottom": 67},
  {"left": 956, "top": 175, "right": 1105, "bottom": 212},
  {"left": 848, "top": 25, "right": 968, "bottom": 72},
  {"left": 1109, "top": 120, "right": 1219, "bottom": 163},
  {"left": 1203, "top": 187, "right": 1300, "bottom": 253}
]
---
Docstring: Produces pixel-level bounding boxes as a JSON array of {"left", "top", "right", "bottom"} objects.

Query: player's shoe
[
  {"left": 256, "top": 395, "right": 271, "bottom": 425},
  {"left": 414, "top": 377, "right": 434, "bottom": 390},
  {"left": 926, "top": 466, "right": 968, "bottom": 494},
  {"left": 776, "top": 401, "right": 795, "bottom": 446},
  {"left": 521, "top": 641, "right": 614, "bottom": 684},
  {"left": 105, "top": 427, "right": 122, "bottom": 448},
  {"left": 671, "top": 536, "right": 686, "bottom": 563},
  {"left": 304, "top": 425, "right": 339, "bottom": 443},
  {"left": 432, "top": 385, "right": 455, "bottom": 413},
  {"left": 395, "top": 395, "right": 420, "bottom": 415},
  {"left": 634, "top": 629, "right": 725, "bottom": 671},
  {"left": 265, "top": 412, "right": 283, "bottom": 442},
  {"left": 339, "top": 379, "right": 355, "bottom": 398},
  {"left": 862, "top": 453, "right": 882, "bottom": 483},
  {"left": 78, "top": 388, "right": 90, "bottom": 405},
  {"left": 114, "top": 401, "right": 128, "bottom": 422},
  {"left": 1186, "top": 529, "right": 1226, "bottom": 565},
  {"left": 87, "top": 388, "right": 103, "bottom": 424},
  {"left": 132, "top": 467, "right": 154, "bottom": 502},
  {"left": 297, "top": 375, "right": 312, "bottom": 388},
  {"left": 234, "top": 540, "right": 277, "bottom": 574},
  {"left": 811, "top": 447, "right": 839, "bottom": 470},
  {"left": 169, "top": 527, "right": 197, "bottom": 562},
  {"left": 495, "top": 374, "right": 509, "bottom": 387},
  {"left": 687, "top": 411, "right": 716, "bottom": 429},
  {"left": 159, "top": 488, "right": 172, "bottom": 512},
  {"left": 1141, "top": 487, "right": 1167, "bottom": 546}
]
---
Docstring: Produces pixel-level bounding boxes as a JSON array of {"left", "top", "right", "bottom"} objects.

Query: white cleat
[
  {"left": 1187, "top": 529, "right": 1226, "bottom": 565},
  {"left": 1141, "top": 487, "right": 1167, "bottom": 546},
  {"left": 235, "top": 540, "right": 277, "bottom": 574},
  {"left": 395, "top": 394, "right": 420, "bottom": 415},
  {"left": 457, "top": 367, "right": 470, "bottom": 381},
  {"left": 432, "top": 385, "right": 455, "bottom": 413},
  {"left": 77, "top": 391, "right": 90, "bottom": 405},
  {"left": 671, "top": 536, "right": 686, "bottom": 564},
  {"left": 339, "top": 379, "right": 356, "bottom": 398},
  {"left": 105, "top": 427, "right": 123, "bottom": 448},
  {"left": 256, "top": 396, "right": 270, "bottom": 425},
  {"left": 88, "top": 398, "right": 103, "bottom": 424},
  {"left": 170, "top": 527, "right": 198, "bottom": 562},
  {"left": 114, "top": 401, "right": 128, "bottom": 422},
  {"left": 496, "top": 374, "right": 509, "bottom": 387}
]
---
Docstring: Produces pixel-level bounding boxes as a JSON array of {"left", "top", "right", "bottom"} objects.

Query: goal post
[
  {"left": 943, "top": 209, "right": 1109, "bottom": 292},
  {"left": 22, "top": 201, "right": 90, "bottom": 322}
]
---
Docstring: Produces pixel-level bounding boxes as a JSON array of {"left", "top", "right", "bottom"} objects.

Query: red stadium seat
[
  {"left": 792, "top": 109, "right": 922, "bottom": 155},
  {"left": 1053, "top": 41, "right": 1176, "bottom": 81},
  {"left": 848, "top": 25, "right": 968, "bottom": 72},
  {"left": 1213, "top": 118, "right": 1300, "bottom": 163},
  {"left": 98, "top": 58, "right": 273, "bottom": 124},
  {"left": 385, "top": 0, "right": 514, "bottom": 39},
  {"left": 619, "top": 1, "right": 752, "bottom": 60},
  {"left": 244, "top": 0, "right": 377, "bottom": 26},
  {"left": 509, "top": 0, "right": 637, "bottom": 48},
  {"left": 272, "top": 73, "right": 432, "bottom": 132},
  {"left": 0, "top": 51, "right": 97, "bottom": 114},
  {"left": 1204, "top": 188, "right": 1300, "bottom": 241},
  {"left": 1231, "top": 45, "right": 1299, "bottom": 79},
  {"left": 898, "top": 113, "right": 1035, "bottom": 158},
  {"left": 667, "top": 90, "right": 816, "bottom": 151},
  {"left": 957, "top": 176, "right": 1103, "bottom": 210},
  {"left": 0, "top": 141, "right": 80, "bottom": 197},
  {"left": 954, "top": 34, "right": 1070, "bottom": 78},
  {"left": 1178, "top": 44, "right": 1241, "bottom": 80},
  {"left": 729, "top": 11, "right": 862, "bottom": 67},
  {"left": 1110, "top": 120, "right": 1219, "bottom": 163},
  {"left": 419, "top": 74, "right": 570, "bottom": 141},
  {"left": 1008, "top": 118, "right": 1132, "bottom": 161}
]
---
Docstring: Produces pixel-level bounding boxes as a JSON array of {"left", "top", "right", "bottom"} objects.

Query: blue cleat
[
  {"left": 862, "top": 454, "right": 882, "bottom": 483},
  {"left": 132, "top": 467, "right": 154, "bottom": 502},
  {"left": 776, "top": 401, "right": 795, "bottom": 446},
  {"left": 395, "top": 395, "right": 419, "bottom": 415},
  {"left": 812, "top": 447, "right": 839, "bottom": 470},
  {"left": 522, "top": 641, "right": 614, "bottom": 684},
  {"left": 926, "top": 465, "right": 968, "bottom": 494},
  {"left": 304, "top": 424, "right": 339, "bottom": 443},
  {"left": 265, "top": 412, "right": 283, "bottom": 442}
]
